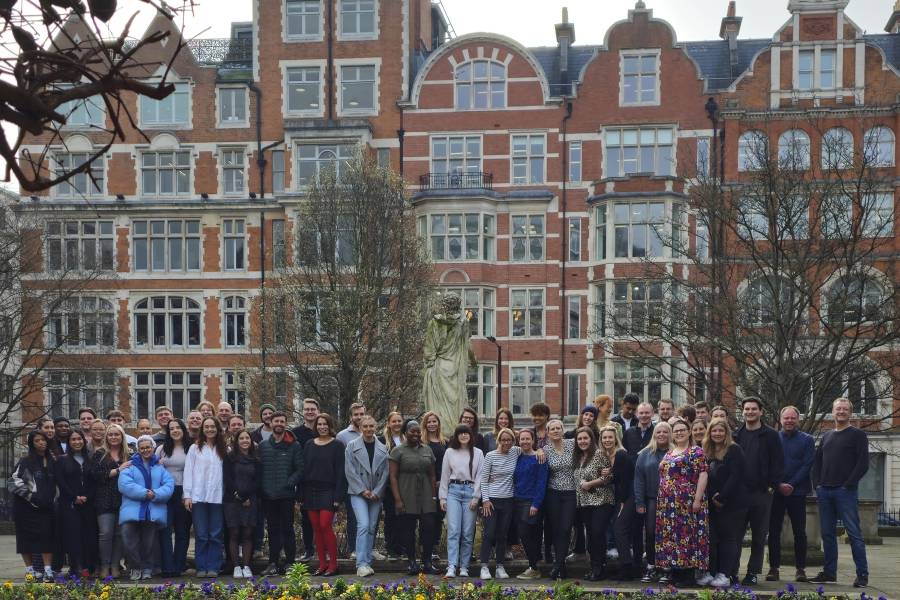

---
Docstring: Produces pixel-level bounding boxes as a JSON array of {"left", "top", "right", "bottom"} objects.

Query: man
[
  {"left": 228, "top": 414, "right": 245, "bottom": 437},
  {"left": 152, "top": 406, "right": 173, "bottom": 445},
  {"left": 767, "top": 405, "right": 814, "bottom": 583},
  {"left": 336, "top": 402, "right": 366, "bottom": 558},
  {"left": 657, "top": 398, "right": 675, "bottom": 422},
  {"left": 259, "top": 411, "right": 304, "bottom": 575},
  {"left": 52, "top": 417, "right": 71, "bottom": 453},
  {"left": 675, "top": 404, "right": 696, "bottom": 424},
  {"left": 733, "top": 397, "right": 784, "bottom": 586},
  {"left": 78, "top": 407, "right": 96, "bottom": 432},
  {"left": 612, "top": 393, "right": 639, "bottom": 431},
  {"left": 106, "top": 409, "right": 137, "bottom": 446},
  {"left": 186, "top": 410, "right": 203, "bottom": 440},
  {"left": 530, "top": 403, "right": 550, "bottom": 448},
  {"left": 251, "top": 403, "right": 276, "bottom": 444},
  {"left": 810, "top": 398, "right": 870, "bottom": 588},
  {"left": 291, "top": 398, "right": 320, "bottom": 562},
  {"left": 694, "top": 402, "right": 710, "bottom": 423},
  {"left": 623, "top": 402, "right": 655, "bottom": 457},
  {"left": 217, "top": 402, "right": 233, "bottom": 432}
]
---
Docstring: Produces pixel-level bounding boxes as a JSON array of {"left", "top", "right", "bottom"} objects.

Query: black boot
[
  {"left": 421, "top": 560, "right": 440, "bottom": 575},
  {"left": 549, "top": 565, "right": 567, "bottom": 580},
  {"left": 407, "top": 560, "right": 421, "bottom": 575}
]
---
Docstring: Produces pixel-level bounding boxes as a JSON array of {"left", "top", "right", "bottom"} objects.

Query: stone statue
[{"left": 422, "top": 293, "right": 476, "bottom": 436}]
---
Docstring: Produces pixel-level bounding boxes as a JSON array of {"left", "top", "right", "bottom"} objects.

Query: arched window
[
  {"left": 455, "top": 59, "right": 506, "bottom": 109},
  {"left": 738, "top": 130, "right": 767, "bottom": 171},
  {"left": 825, "top": 273, "right": 885, "bottom": 324},
  {"left": 778, "top": 129, "right": 810, "bottom": 169},
  {"left": 864, "top": 126, "right": 895, "bottom": 167},
  {"left": 822, "top": 127, "right": 853, "bottom": 170},
  {"left": 48, "top": 296, "right": 114, "bottom": 348},
  {"left": 134, "top": 296, "right": 201, "bottom": 349},
  {"left": 744, "top": 275, "right": 795, "bottom": 325},
  {"left": 223, "top": 296, "right": 247, "bottom": 347}
]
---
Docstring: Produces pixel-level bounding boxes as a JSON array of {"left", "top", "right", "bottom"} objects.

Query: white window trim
[
  {"left": 440, "top": 286, "right": 496, "bottom": 338},
  {"left": 46, "top": 295, "right": 117, "bottom": 351},
  {"left": 130, "top": 218, "right": 202, "bottom": 273},
  {"left": 453, "top": 58, "right": 509, "bottom": 111},
  {"left": 336, "top": 0, "right": 379, "bottom": 41},
  {"left": 52, "top": 151, "right": 107, "bottom": 199},
  {"left": 429, "top": 133, "right": 484, "bottom": 175},
  {"left": 130, "top": 294, "right": 204, "bottom": 351},
  {"left": 218, "top": 146, "right": 250, "bottom": 197},
  {"left": 509, "top": 362, "right": 546, "bottom": 416},
  {"left": 215, "top": 86, "right": 250, "bottom": 128},
  {"left": 509, "top": 132, "right": 547, "bottom": 185},
  {"left": 137, "top": 79, "right": 193, "bottom": 130},
  {"left": 335, "top": 57, "right": 382, "bottom": 118},
  {"left": 282, "top": 0, "right": 325, "bottom": 43},
  {"left": 509, "top": 287, "right": 545, "bottom": 338},
  {"left": 292, "top": 139, "right": 358, "bottom": 190},
  {"left": 222, "top": 218, "right": 247, "bottom": 271},
  {"left": 618, "top": 49, "right": 661, "bottom": 107},
  {"left": 222, "top": 294, "right": 248, "bottom": 349},
  {"left": 792, "top": 44, "right": 842, "bottom": 94},
  {"left": 56, "top": 83, "right": 107, "bottom": 131},
  {"left": 280, "top": 59, "right": 327, "bottom": 118},
  {"left": 510, "top": 213, "right": 546, "bottom": 262},
  {"left": 135, "top": 146, "right": 195, "bottom": 199},
  {"left": 131, "top": 369, "right": 204, "bottom": 421}
]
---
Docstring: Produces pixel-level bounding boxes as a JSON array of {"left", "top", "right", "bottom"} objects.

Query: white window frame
[
  {"left": 568, "top": 140, "right": 582, "bottom": 182},
  {"left": 604, "top": 127, "right": 674, "bottom": 177},
  {"left": 272, "top": 150, "right": 286, "bottom": 193},
  {"left": 223, "top": 295, "right": 247, "bottom": 348},
  {"left": 612, "top": 201, "right": 666, "bottom": 259},
  {"left": 861, "top": 192, "right": 894, "bottom": 238},
  {"left": 778, "top": 129, "right": 811, "bottom": 170},
  {"left": 335, "top": 58, "right": 381, "bottom": 117},
  {"left": 820, "top": 48, "right": 836, "bottom": 90},
  {"left": 47, "top": 296, "right": 115, "bottom": 349},
  {"left": 821, "top": 193, "right": 853, "bottom": 239},
  {"left": 53, "top": 152, "right": 105, "bottom": 198},
  {"left": 221, "top": 148, "right": 247, "bottom": 195},
  {"left": 133, "top": 370, "right": 202, "bottom": 421},
  {"left": 216, "top": 86, "right": 249, "bottom": 128},
  {"left": 825, "top": 274, "right": 884, "bottom": 325},
  {"left": 510, "top": 288, "right": 544, "bottom": 338},
  {"left": 294, "top": 142, "right": 355, "bottom": 188},
  {"left": 56, "top": 88, "right": 106, "bottom": 129},
  {"left": 511, "top": 214, "right": 545, "bottom": 262},
  {"left": 454, "top": 59, "right": 507, "bottom": 110},
  {"left": 139, "top": 82, "right": 191, "bottom": 128},
  {"left": 281, "top": 61, "right": 325, "bottom": 117},
  {"left": 822, "top": 127, "right": 853, "bottom": 170},
  {"left": 133, "top": 295, "right": 203, "bottom": 350},
  {"left": 442, "top": 287, "right": 495, "bottom": 337},
  {"left": 224, "top": 370, "right": 248, "bottom": 417},
  {"left": 738, "top": 130, "right": 768, "bottom": 172},
  {"left": 696, "top": 137, "right": 710, "bottom": 177},
  {"left": 430, "top": 135, "right": 483, "bottom": 175},
  {"left": 568, "top": 216, "right": 581, "bottom": 261},
  {"left": 864, "top": 127, "right": 895, "bottom": 167},
  {"left": 421, "top": 212, "right": 494, "bottom": 262},
  {"left": 798, "top": 49, "right": 815, "bottom": 91},
  {"left": 466, "top": 365, "right": 496, "bottom": 419},
  {"left": 611, "top": 280, "right": 666, "bottom": 337},
  {"left": 337, "top": 0, "right": 378, "bottom": 40},
  {"left": 140, "top": 150, "right": 192, "bottom": 198},
  {"left": 511, "top": 133, "right": 546, "bottom": 184},
  {"left": 132, "top": 219, "right": 201, "bottom": 272},
  {"left": 283, "top": 0, "right": 324, "bottom": 42},
  {"left": 45, "top": 219, "right": 115, "bottom": 273},
  {"left": 47, "top": 370, "right": 117, "bottom": 420},
  {"left": 223, "top": 218, "right": 246, "bottom": 271},
  {"left": 510, "top": 365, "right": 544, "bottom": 416},
  {"left": 567, "top": 295, "right": 580, "bottom": 339},
  {"left": 612, "top": 360, "right": 668, "bottom": 409},
  {"left": 619, "top": 49, "right": 660, "bottom": 107}
]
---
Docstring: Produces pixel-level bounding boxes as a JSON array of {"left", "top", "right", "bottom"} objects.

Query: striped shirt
[{"left": 480, "top": 446, "right": 522, "bottom": 501}]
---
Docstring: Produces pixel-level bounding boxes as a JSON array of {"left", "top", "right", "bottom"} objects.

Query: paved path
[{"left": 0, "top": 535, "right": 895, "bottom": 597}]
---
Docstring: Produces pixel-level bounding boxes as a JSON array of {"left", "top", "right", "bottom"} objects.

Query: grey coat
[
  {"left": 633, "top": 447, "right": 667, "bottom": 511},
  {"left": 344, "top": 436, "right": 389, "bottom": 499}
]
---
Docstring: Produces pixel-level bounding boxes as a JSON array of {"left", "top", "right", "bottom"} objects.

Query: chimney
[
  {"left": 885, "top": 0, "right": 900, "bottom": 33},
  {"left": 555, "top": 7, "right": 576, "bottom": 77},
  {"left": 719, "top": 1, "right": 743, "bottom": 73}
]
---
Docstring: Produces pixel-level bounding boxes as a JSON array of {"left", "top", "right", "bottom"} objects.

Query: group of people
[{"left": 7, "top": 394, "right": 872, "bottom": 589}]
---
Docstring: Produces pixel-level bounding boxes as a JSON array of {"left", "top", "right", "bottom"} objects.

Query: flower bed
[{"left": 0, "top": 566, "right": 876, "bottom": 600}]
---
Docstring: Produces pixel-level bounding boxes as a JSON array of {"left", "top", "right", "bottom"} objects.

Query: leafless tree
[
  {"left": 594, "top": 115, "right": 899, "bottom": 431},
  {"left": 253, "top": 150, "right": 433, "bottom": 423},
  {"left": 1, "top": 0, "right": 195, "bottom": 192}
]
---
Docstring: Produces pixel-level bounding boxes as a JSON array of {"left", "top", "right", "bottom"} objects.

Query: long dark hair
[
  {"left": 198, "top": 417, "right": 227, "bottom": 459},
  {"left": 161, "top": 418, "right": 192, "bottom": 457},
  {"left": 459, "top": 407, "right": 480, "bottom": 432},
  {"left": 449, "top": 424, "right": 475, "bottom": 480},
  {"left": 23, "top": 430, "right": 50, "bottom": 470},
  {"left": 571, "top": 426, "right": 598, "bottom": 468},
  {"left": 64, "top": 428, "right": 91, "bottom": 462},
  {"left": 228, "top": 429, "right": 259, "bottom": 461}
]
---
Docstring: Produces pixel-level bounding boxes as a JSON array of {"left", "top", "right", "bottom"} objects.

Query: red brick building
[{"left": 11, "top": 0, "right": 900, "bottom": 504}]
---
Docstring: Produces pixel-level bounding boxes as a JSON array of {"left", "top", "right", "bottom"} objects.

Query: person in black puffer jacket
[{"left": 223, "top": 429, "right": 262, "bottom": 578}]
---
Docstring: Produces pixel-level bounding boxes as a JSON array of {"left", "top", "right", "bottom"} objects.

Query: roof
[
  {"left": 863, "top": 34, "right": 900, "bottom": 72},
  {"left": 681, "top": 38, "right": 772, "bottom": 91},
  {"left": 529, "top": 45, "right": 597, "bottom": 96}
]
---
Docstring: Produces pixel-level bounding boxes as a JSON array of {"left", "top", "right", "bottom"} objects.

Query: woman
[
  {"left": 543, "top": 418, "right": 576, "bottom": 579},
  {"left": 478, "top": 427, "right": 526, "bottom": 581},
  {"left": 459, "top": 408, "right": 488, "bottom": 454},
  {"left": 379, "top": 411, "right": 405, "bottom": 559},
  {"left": 573, "top": 426, "right": 614, "bottom": 581},
  {"left": 710, "top": 406, "right": 729, "bottom": 421},
  {"left": 691, "top": 420, "right": 707, "bottom": 447},
  {"left": 389, "top": 419, "right": 438, "bottom": 575},
  {"left": 565, "top": 405, "right": 600, "bottom": 439},
  {"left": 483, "top": 408, "right": 513, "bottom": 452},
  {"left": 600, "top": 425, "right": 637, "bottom": 580},
  {"left": 8, "top": 431, "right": 56, "bottom": 581},
  {"left": 55, "top": 429, "right": 97, "bottom": 577},
  {"left": 635, "top": 422, "right": 672, "bottom": 583},
  {"left": 156, "top": 418, "right": 192, "bottom": 577},
  {"left": 512, "top": 428, "right": 548, "bottom": 580},
  {"left": 439, "top": 424, "right": 483, "bottom": 578},
  {"left": 88, "top": 419, "right": 107, "bottom": 454},
  {"left": 119, "top": 435, "right": 174, "bottom": 581},
  {"left": 345, "top": 415, "right": 389, "bottom": 577},
  {"left": 702, "top": 418, "right": 748, "bottom": 587},
  {"left": 654, "top": 418, "right": 709, "bottom": 586},
  {"left": 91, "top": 423, "right": 131, "bottom": 578},
  {"left": 422, "top": 411, "right": 448, "bottom": 546},
  {"left": 183, "top": 417, "right": 226, "bottom": 578},
  {"left": 302, "top": 413, "right": 346, "bottom": 576},
  {"left": 593, "top": 395, "right": 622, "bottom": 439},
  {"left": 223, "top": 429, "right": 262, "bottom": 579},
  {"left": 196, "top": 401, "right": 215, "bottom": 420}
]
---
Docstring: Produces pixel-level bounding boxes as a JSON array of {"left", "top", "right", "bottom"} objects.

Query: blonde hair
[
  {"left": 421, "top": 411, "right": 447, "bottom": 443},
  {"left": 101, "top": 423, "right": 133, "bottom": 461},
  {"left": 642, "top": 421, "right": 672, "bottom": 454},
  {"left": 382, "top": 411, "right": 404, "bottom": 451},
  {"left": 598, "top": 424, "right": 625, "bottom": 457},
  {"left": 495, "top": 427, "right": 516, "bottom": 445},
  {"left": 701, "top": 417, "right": 735, "bottom": 461}
]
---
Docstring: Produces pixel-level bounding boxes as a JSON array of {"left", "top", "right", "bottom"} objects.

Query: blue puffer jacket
[{"left": 117, "top": 454, "right": 174, "bottom": 526}]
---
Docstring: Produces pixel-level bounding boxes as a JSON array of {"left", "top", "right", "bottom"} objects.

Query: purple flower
[
  {"left": 777, "top": 591, "right": 784, "bottom": 598},
  {"left": 787, "top": 584, "right": 796, "bottom": 593},
  {"left": 817, "top": 586, "right": 825, "bottom": 596}
]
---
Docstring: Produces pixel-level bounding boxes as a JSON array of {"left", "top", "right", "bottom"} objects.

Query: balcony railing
[{"left": 419, "top": 172, "right": 493, "bottom": 191}]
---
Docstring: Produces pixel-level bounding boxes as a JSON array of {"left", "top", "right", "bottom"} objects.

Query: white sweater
[
  {"left": 183, "top": 444, "right": 223, "bottom": 504},
  {"left": 438, "top": 447, "right": 484, "bottom": 501}
]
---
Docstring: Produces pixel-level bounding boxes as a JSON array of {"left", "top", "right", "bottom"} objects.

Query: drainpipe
[
  {"left": 398, "top": 105, "right": 405, "bottom": 178},
  {"left": 326, "top": 0, "right": 334, "bottom": 123},
  {"left": 247, "top": 81, "right": 267, "bottom": 377},
  {"left": 560, "top": 99, "right": 573, "bottom": 417}
]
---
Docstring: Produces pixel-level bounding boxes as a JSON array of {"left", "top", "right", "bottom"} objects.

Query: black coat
[
  {"left": 89, "top": 450, "right": 123, "bottom": 514},
  {"left": 223, "top": 452, "right": 262, "bottom": 503},
  {"left": 707, "top": 444, "right": 748, "bottom": 511},
  {"left": 623, "top": 425, "right": 654, "bottom": 458},
  {"left": 54, "top": 454, "right": 95, "bottom": 506},
  {"left": 733, "top": 424, "right": 784, "bottom": 492},
  {"left": 610, "top": 449, "right": 634, "bottom": 504}
]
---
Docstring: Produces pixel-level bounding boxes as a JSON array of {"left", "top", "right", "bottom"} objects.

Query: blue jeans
[
  {"left": 817, "top": 486, "right": 868, "bottom": 577},
  {"left": 159, "top": 486, "right": 191, "bottom": 574},
  {"left": 349, "top": 495, "right": 381, "bottom": 568},
  {"left": 445, "top": 482, "right": 477, "bottom": 569},
  {"left": 192, "top": 502, "right": 224, "bottom": 573}
]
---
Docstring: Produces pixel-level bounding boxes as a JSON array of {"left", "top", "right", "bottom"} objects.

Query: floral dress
[{"left": 654, "top": 446, "right": 709, "bottom": 570}]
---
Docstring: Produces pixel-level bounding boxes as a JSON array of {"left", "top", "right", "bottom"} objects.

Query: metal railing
[
  {"left": 419, "top": 172, "right": 493, "bottom": 191},
  {"left": 188, "top": 37, "right": 252, "bottom": 66}
]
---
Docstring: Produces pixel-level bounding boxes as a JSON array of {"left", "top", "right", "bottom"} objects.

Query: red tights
[{"left": 308, "top": 509, "right": 337, "bottom": 572}]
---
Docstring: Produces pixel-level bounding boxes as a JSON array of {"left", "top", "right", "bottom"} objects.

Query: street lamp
[{"left": 486, "top": 336, "right": 502, "bottom": 411}]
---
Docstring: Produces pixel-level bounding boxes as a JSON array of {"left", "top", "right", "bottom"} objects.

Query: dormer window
[
  {"left": 455, "top": 60, "right": 506, "bottom": 110},
  {"left": 797, "top": 48, "right": 836, "bottom": 91},
  {"left": 620, "top": 50, "right": 659, "bottom": 106},
  {"left": 140, "top": 82, "right": 190, "bottom": 127}
]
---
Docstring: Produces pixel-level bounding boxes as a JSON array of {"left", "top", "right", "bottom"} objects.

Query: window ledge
[
  {"left": 337, "top": 33, "right": 378, "bottom": 42},
  {"left": 217, "top": 121, "right": 250, "bottom": 129},
  {"left": 140, "top": 123, "right": 192, "bottom": 130},
  {"left": 284, "top": 34, "right": 325, "bottom": 43},
  {"left": 619, "top": 101, "right": 661, "bottom": 108}
]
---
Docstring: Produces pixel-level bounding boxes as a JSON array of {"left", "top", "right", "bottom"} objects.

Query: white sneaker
[
  {"left": 129, "top": 569, "right": 142, "bottom": 581},
  {"left": 350, "top": 551, "right": 356, "bottom": 559},
  {"left": 242, "top": 566, "right": 253, "bottom": 578},
  {"left": 606, "top": 548, "right": 619, "bottom": 560},
  {"left": 445, "top": 566, "right": 456, "bottom": 578},
  {"left": 696, "top": 571, "right": 714, "bottom": 586},
  {"left": 459, "top": 568, "right": 469, "bottom": 578},
  {"left": 480, "top": 566, "right": 492, "bottom": 580},
  {"left": 711, "top": 573, "right": 731, "bottom": 587},
  {"left": 357, "top": 567, "right": 369, "bottom": 577},
  {"left": 371, "top": 550, "right": 386, "bottom": 561},
  {"left": 517, "top": 567, "right": 540, "bottom": 580},
  {"left": 233, "top": 566, "right": 243, "bottom": 579},
  {"left": 495, "top": 565, "right": 509, "bottom": 579}
]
